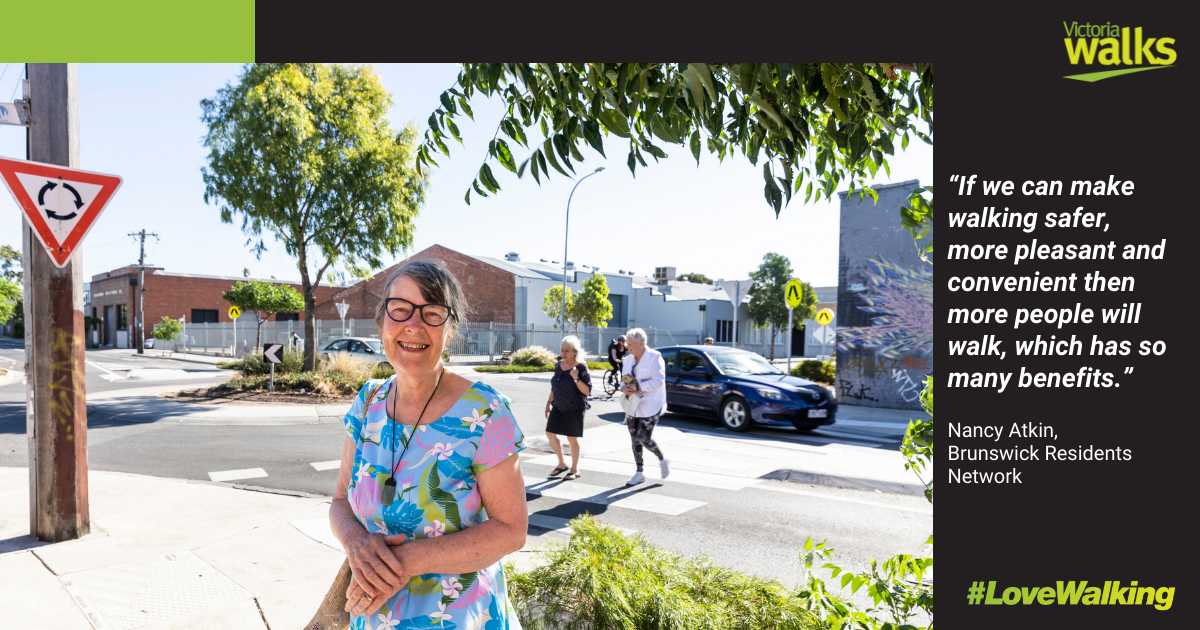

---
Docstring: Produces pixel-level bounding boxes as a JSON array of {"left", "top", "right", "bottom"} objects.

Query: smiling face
[{"left": 380, "top": 275, "right": 449, "bottom": 375}]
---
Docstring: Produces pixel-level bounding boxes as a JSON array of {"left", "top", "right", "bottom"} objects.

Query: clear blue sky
[{"left": 0, "top": 63, "right": 932, "bottom": 288}]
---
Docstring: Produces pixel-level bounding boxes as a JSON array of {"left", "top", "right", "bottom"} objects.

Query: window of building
[
  {"left": 276, "top": 312, "right": 299, "bottom": 322},
  {"left": 117, "top": 304, "right": 128, "bottom": 329},
  {"left": 715, "top": 320, "right": 739, "bottom": 343},
  {"left": 191, "top": 309, "right": 219, "bottom": 324}
]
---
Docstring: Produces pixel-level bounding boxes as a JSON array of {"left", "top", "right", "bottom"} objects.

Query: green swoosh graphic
[{"left": 1064, "top": 65, "right": 1175, "bottom": 82}]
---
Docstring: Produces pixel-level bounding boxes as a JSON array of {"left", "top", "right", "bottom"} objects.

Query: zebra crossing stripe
[
  {"left": 208, "top": 468, "right": 268, "bottom": 482},
  {"left": 310, "top": 460, "right": 341, "bottom": 471}
]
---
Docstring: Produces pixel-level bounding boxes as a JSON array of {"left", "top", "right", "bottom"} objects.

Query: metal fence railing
[{"left": 149, "top": 319, "right": 707, "bottom": 362}]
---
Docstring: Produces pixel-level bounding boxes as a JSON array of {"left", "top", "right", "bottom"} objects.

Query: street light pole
[{"left": 561, "top": 167, "right": 605, "bottom": 333}]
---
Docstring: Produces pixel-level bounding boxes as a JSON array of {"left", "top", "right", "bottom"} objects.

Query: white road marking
[
  {"left": 86, "top": 360, "right": 126, "bottom": 380},
  {"left": 810, "top": 428, "right": 897, "bottom": 444},
  {"left": 751, "top": 482, "right": 933, "bottom": 514},
  {"left": 526, "top": 454, "right": 758, "bottom": 490},
  {"left": 523, "top": 476, "right": 706, "bottom": 516},
  {"left": 310, "top": 460, "right": 341, "bottom": 471},
  {"left": 208, "top": 467, "right": 269, "bottom": 482}
]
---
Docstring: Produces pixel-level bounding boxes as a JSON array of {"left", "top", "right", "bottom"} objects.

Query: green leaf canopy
[
  {"left": 201, "top": 63, "right": 428, "bottom": 370},
  {"left": 417, "top": 63, "right": 932, "bottom": 215}
]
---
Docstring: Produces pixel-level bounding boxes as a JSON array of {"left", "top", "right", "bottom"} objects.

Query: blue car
[{"left": 658, "top": 345, "right": 836, "bottom": 433}]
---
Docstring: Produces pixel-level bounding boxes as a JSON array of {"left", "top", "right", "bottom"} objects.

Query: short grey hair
[
  {"left": 625, "top": 328, "right": 648, "bottom": 345},
  {"left": 560, "top": 335, "right": 584, "bottom": 357},
  {"left": 374, "top": 260, "right": 470, "bottom": 339}
]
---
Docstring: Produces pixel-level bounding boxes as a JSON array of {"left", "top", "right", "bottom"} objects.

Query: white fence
[{"left": 151, "top": 319, "right": 708, "bottom": 362}]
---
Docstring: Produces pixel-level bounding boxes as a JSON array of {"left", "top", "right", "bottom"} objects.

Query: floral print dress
[{"left": 343, "top": 377, "right": 526, "bottom": 630}]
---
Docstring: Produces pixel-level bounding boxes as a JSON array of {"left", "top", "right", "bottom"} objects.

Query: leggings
[{"left": 626, "top": 412, "right": 664, "bottom": 471}]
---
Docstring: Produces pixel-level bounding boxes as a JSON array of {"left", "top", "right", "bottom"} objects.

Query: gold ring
[{"left": 362, "top": 594, "right": 373, "bottom": 602}]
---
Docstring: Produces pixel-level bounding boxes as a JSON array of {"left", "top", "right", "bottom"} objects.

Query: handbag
[{"left": 303, "top": 379, "right": 387, "bottom": 630}]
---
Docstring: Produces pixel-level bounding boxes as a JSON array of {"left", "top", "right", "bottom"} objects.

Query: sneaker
[
  {"left": 659, "top": 458, "right": 671, "bottom": 479},
  {"left": 626, "top": 471, "right": 645, "bottom": 486}
]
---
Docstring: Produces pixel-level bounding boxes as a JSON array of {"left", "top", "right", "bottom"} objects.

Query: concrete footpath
[{"left": 0, "top": 467, "right": 547, "bottom": 630}]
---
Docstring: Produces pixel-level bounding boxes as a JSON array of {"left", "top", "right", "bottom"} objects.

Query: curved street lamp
[{"left": 561, "top": 167, "right": 605, "bottom": 333}]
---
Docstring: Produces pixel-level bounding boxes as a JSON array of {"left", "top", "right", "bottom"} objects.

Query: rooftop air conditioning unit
[
  {"left": 565, "top": 261, "right": 575, "bottom": 270},
  {"left": 654, "top": 267, "right": 676, "bottom": 282},
  {"left": 504, "top": 252, "right": 520, "bottom": 261}
]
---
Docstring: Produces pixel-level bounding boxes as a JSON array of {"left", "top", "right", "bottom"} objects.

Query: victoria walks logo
[{"left": 1063, "top": 22, "right": 1176, "bottom": 82}]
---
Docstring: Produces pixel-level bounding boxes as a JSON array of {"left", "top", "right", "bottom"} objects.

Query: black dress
[{"left": 547, "top": 361, "right": 591, "bottom": 437}]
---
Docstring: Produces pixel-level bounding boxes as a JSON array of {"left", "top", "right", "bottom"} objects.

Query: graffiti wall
[{"left": 836, "top": 180, "right": 933, "bottom": 410}]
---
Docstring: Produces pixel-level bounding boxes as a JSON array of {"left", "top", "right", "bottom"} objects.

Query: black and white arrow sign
[{"left": 263, "top": 344, "right": 284, "bottom": 364}]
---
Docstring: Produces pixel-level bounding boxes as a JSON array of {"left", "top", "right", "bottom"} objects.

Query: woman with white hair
[
  {"left": 544, "top": 335, "right": 591, "bottom": 480},
  {"left": 619, "top": 328, "right": 670, "bottom": 486}
]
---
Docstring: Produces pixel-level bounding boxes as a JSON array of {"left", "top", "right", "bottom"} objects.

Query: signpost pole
[
  {"left": 270, "top": 362, "right": 275, "bottom": 392},
  {"left": 786, "top": 307, "right": 793, "bottom": 374},
  {"left": 25, "top": 63, "right": 89, "bottom": 542},
  {"left": 732, "top": 280, "right": 738, "bottom": 350}
]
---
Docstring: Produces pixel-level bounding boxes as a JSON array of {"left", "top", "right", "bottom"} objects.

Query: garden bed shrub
[
  {"left": 791, "top": 359, "right": 835, "bottom": 384},
  {"left": 507, "top": 515, "right": 826, "bottom": 630},
  {"left": 512, "top": 345, "right": 557, "bottom": 367}
]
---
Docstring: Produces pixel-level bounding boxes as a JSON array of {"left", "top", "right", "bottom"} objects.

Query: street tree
[
  {"left": 201, "top": 63, "right": 428, "bottom": 370},
  {"left": 222, "top": 280, "right": 305, "bottom": 350},
  {"left": 676, "top": 272, "right": 713, "bottom": 285},
  {"left": 0, "top": 277, "right": 19, "bottom": 326},
  {"left": 152, "top": 316, "right": 183, "bottom": 357},
  {"left": 572, "top": 273, "right": 614, "bottom": 335},
  {"left": 541, "top": 286, "right": 578, "bottom": 332},
  {"left": 415, "top": 63, "right": 932, "bottom": 214},
  {"left": 747, "top": 253, "right": 816, "bottom": 360},
  {"left": 0, "top": 244, "right": 21, "bottom": 282}
]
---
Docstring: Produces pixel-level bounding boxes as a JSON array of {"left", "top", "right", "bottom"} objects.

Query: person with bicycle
[{"left": 604, "top": 335, "right": 627, "bottom": 394}]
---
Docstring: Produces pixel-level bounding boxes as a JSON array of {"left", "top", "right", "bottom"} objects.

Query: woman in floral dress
[{"left": 331, "top": 261, "right": 528, "bottom": 630}]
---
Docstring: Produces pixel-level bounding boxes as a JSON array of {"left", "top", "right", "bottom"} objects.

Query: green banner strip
[
  {"left": 1064, "top": 65, "right": 1175, "bottom": 82},
  {"left": 4, "top": 1, "right": 254, "bottom": 62}
]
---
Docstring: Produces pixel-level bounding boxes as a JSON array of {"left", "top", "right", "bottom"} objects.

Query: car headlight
[{"left": 756, "top": 388, "right": 787, "bottom": 400}]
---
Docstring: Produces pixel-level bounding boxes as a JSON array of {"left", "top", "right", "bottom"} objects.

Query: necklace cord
[{"left": 389, "top": 367, "right": 445, "bottom": 477}]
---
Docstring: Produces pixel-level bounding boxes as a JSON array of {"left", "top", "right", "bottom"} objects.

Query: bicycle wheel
[{"left": 603, "top": 369, "right": 619, "bottom": 395}]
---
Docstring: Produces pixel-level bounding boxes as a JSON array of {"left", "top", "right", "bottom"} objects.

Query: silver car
[{"left": 319, "top": 337, "right": 387, "bottom": 368}]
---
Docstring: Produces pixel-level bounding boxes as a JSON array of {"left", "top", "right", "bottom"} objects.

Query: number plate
[{"left": 807, "top": 409, "right": 828, "bottom": 419}]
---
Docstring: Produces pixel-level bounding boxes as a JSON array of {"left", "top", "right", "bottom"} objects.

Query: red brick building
[
  {"left": 314, "top": 244, "right": 516, "bottom": 325},
  {"left": 88, "top": 266, "right": 345, "bottom": 348}
]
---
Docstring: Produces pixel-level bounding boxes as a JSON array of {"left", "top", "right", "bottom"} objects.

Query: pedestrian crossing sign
[{"left": 785, "top": 279, "right": 804, "bottom": 308}]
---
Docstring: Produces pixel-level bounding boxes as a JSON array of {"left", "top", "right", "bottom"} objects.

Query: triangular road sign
[{"left": 0, "top": 157, "right": 123, "bottom": 268}]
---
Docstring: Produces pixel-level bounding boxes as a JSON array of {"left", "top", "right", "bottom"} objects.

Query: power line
[
  {"left": 0, "top": 64, "right": 11, "bottom": 95},
  {"left": 10, "top": 66, "right": 24, "bottom": 101}
]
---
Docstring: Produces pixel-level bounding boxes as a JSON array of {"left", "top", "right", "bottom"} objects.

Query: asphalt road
[{"left": 0, "top": 339, "right": 931, "bottom": 588}]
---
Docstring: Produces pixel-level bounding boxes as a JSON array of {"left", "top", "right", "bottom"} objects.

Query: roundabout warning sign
[{"left": 0, "top": 157, "right": 123, "bottom": 267}]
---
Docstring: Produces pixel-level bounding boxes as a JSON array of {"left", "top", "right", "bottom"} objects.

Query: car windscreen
[
  {"left": 366, "top": 340, "right": 382, "bottom": 353},
  {"left": 709, "top": 352, "right": 783, "bottom": 375}
]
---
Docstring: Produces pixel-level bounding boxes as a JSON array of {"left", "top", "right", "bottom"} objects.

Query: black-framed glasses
[{"left": 383, "top": 298, "right": 452, "bottom": 327}]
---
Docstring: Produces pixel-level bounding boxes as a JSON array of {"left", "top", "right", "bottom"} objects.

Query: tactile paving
[
  {"left": 290, "top": 518, "right": 346, "bottom": 553},
  {"left": 59, "top": 551, "right": 253, "bottom": 630}
]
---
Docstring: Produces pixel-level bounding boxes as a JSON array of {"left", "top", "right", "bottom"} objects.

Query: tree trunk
[
  {"left": 255, "top": 313, "right": 264, "bottom": 353},
  {"left": 298, "top": 244, "right": 317, "bottom": 371},
  {"left": 769, "top": 326, "right": 776, "bottom": 360}
]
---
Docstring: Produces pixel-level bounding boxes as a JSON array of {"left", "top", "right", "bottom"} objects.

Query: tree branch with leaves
[{"left": 417, "top": 63, "right": 932, "bottom": 215}]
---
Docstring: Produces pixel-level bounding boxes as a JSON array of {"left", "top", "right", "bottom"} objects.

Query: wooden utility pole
[
  {"left": 23, "top": 63, "right": 89, "bottom": 542},
  {"left": 129, "top": 229, "right": 157, "bottom": 355}
]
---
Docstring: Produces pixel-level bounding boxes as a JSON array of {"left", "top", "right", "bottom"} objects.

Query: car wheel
[
  {"left": 719, "top": 396, "right": 751, "bottom": 432},
  {"left": 320, "top": 353, "right": 330, "bottom": 364},
  {"left": 378, "top": 362, "right": 391, "bottom": 371}
]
